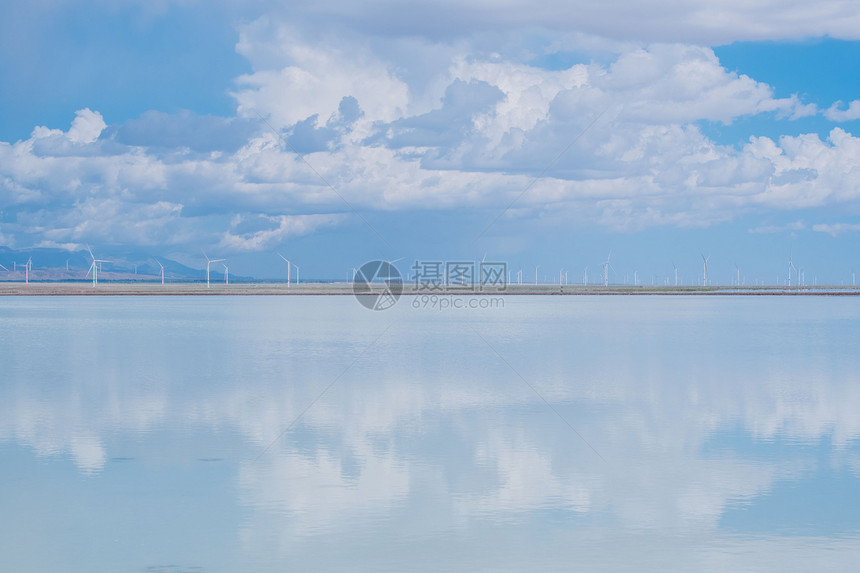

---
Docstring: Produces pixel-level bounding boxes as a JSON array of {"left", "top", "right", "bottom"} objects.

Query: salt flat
[{"left": 0, "top": 282, "right": 858, "bottom": 296}]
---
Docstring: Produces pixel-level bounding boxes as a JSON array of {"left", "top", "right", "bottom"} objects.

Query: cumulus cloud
[
  {"left": 219, "top": 213, "right": 346, "bottom": 251},
  {"left": 825, "top": 100, "right": 860, "bottom": 122},
  {"left": 233, "top": 19, "right": 410, "bottom": 129},
  {"left": 66, "top": 108, "right": 106, "bottom": 144},
  {"left": 1, "top": 24, "right": 859, "bottom": 250}
]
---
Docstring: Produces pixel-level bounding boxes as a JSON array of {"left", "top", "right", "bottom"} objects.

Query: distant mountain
[{"left": 0, "top": 246, "right": 245, "bottom": 282}]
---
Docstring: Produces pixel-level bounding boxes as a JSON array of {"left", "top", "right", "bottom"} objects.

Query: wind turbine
[
  {"left": 294, "top": 263, "right": 300, "bottom": 285},
  {"left": 154, "top": 259, "right": 165, "bottom": 285},
  {"left": 85, "top": 245, "right": 109, "bottom": 287},
  {"left": 277, "top": 253, "right": 292, "bottom": 287},
  {"left": 479, "top": 253, "right": 487, "bottom": 286},
  {"left": 735, "top": 263, "right": 740, "bottom": 287},
  {"left": 788, "top": 248, "right": 797, "bottom": 287},
  {"left": 583, "top": 266, "right": 588, "bottom": 285},
  {"left": 673, "top": 262, "right": 678, "bottom": 287},
  {"left": 386, "top": 258, "right": 403, "bottom": 283},
  {"left": 223, "top": 263, "right": 229, "bottom": 285},
  {"left": 202, "top": 250, "right": 225, "bottom": 288},
  {"left": 535, "top": 265, "right": 539, "bottom": 284},
  {"left": 601, "top": 250, "right": 613, "bottom": 287},
  {"left": 701, "top": 254, "right": 710, "bottom": 286}
]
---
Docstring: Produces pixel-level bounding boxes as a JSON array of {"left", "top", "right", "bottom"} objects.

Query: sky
[{"left": 2, "top": 0, "right": 860, "bottom": 283}]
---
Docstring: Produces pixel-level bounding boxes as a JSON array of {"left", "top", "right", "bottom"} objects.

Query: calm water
[{"left": 1, "top": 295, "right": 859, "bottom": 572}]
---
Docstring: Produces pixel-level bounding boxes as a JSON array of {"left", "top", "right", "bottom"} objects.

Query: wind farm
[{"left": 1, "top": 245, "right": 859, "bottom": 296}]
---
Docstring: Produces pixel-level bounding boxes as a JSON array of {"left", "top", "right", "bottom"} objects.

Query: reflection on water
[{"left": 1, "top": 295, "right": 859, "bottom": 571}]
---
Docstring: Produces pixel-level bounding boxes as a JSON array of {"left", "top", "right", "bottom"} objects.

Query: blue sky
[{"left": 2, "top": 1, "right": 860, "bottom": 283}]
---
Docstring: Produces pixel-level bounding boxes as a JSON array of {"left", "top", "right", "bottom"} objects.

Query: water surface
[{"left": 1, "top": 295, "right": 859, "bottom": 571}]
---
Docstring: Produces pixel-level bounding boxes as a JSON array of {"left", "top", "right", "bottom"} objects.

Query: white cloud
[
  {"left": 1, "top": 31, "right": 859, "bottom": 250},
  {"left": 812, "top": 222, "right": 860, "bottom": 236},
  {"left": 233, "top": 20, "right": 410, "bottom": 129},
  {"left": 748, "top": 220, "right": 806, "bottom": 234},
  {"left": 228, "top": 0, "right": 860, "bottom": 45},
  {"left": 825, "top": 100, "right": 860, "bottom": 122},
  {"left": 66, "top": 108, "right": 106, "bottom": 144},
  {"left": 219, "top": 213, "right": 346, "bottom": 251}
]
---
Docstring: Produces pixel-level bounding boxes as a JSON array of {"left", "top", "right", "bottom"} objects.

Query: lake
[{"left": 1, "top": 295, "right": 859, "bottom": 572}]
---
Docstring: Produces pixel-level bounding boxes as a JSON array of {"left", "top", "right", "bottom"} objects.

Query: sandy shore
[{"left": 0, "top": 282, "right": 858, "bottom": 296}]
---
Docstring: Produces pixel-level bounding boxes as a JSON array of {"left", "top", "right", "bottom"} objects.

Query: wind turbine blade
[
  {"left": 277, "top": 253, "right": 289, "bottom": 263},
  {"left": 87, "top": 244, "right": 95, "bottom": 259}
]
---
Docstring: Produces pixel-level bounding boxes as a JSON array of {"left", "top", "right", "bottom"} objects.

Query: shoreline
[{"left": 1, "top": 282, "right": 859, "bottom": 296}]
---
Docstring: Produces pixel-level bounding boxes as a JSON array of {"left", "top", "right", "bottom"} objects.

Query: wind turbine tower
[
  {"left": 202, "top": 250, "right": 225, "bottom": 288},
  {"left": 387, "top": 258, "right": 404, "bottom": 283},
  {"left": 701, "top": 254, "right": 710, "bottom": 286},
  {"left": 601, "top": 250, "right": 613, "bottom": 287},
  {"left": 480, "top": 253, "right": 486, "bottom": 286},
  {"left": 277, "top": 253, "right": 292, "bottom": 287},
  {"left": 155, "top": 259, "right": 165, "bottom": 285},
  {"left": 86, "top": 246, "right": 109, "bottom": 287},
  {"left": 788, "top": 249, "right": 797, "bottom": 287}
]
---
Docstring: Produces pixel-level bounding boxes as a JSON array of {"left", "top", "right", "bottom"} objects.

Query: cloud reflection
[{"left": 1, "top": 296, "right": 859, "bottom": 566}]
